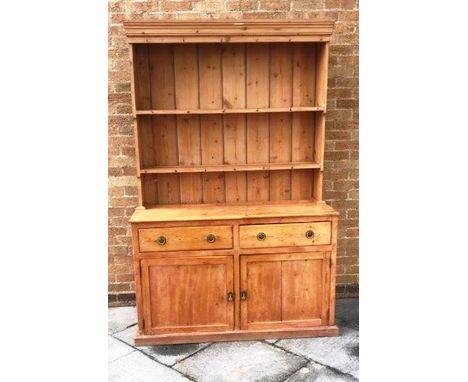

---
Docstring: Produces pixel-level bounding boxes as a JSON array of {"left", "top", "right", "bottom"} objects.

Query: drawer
[
  {"left": 239, "top": 222, "right": 331, "bottom": 249},
  {"left": 138, "top": 225, "right": 233, "bottom": 252}
]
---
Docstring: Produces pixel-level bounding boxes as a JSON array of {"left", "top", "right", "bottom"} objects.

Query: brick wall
[{"left": 108, "top": 0, "right": 359, "bottom": 306}]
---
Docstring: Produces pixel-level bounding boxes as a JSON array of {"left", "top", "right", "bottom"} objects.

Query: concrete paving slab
[
  {"left": 108, "top": 336, "right": 135, "bottom": 363},
  {"left": 109, "top": 350, "right": 190, "bottom": 382},
  {"left": 276, "top": 326, "right": 359, "bottom": 379},
  {"left": 284, "top": 361, "right": 357, "bottom": 382},
  {"left": 113, "top": 324, "right": 210, "bottom": 366},
  {"left": 336, "top": 298, "right": 359, "bottom": 329},
  {"left": 112, "top": 324, "right": 138, "bottom": 345},
  {"left": 108, "top": 307, "right": 136, "bottom": 334},
  {"left": 174, "top": 341, "right": 307, "bottom": 382}
]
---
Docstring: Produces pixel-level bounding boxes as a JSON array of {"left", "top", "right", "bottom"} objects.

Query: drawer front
[
  {"left": 240, "top": 222, "right": 331, "bottom": 248},
  {"left": 139, "top": 225, "right": 233, "bottom": 252}
]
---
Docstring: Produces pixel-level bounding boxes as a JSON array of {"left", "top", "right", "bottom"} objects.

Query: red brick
[
  {"left": 340, "top": 0, "right": 357, "bottom": 10},
  {"left": 226, "top": 0, "right": 258, "bottom": 11},
  {"left": 292, "top": 0, "right": 325, "bottom": 10},
  {"left": 259, "top": 1, "right": 290, "bottom": 11},
  {"left": 160, "top": 1, "right": 193, "bottom": 12}
]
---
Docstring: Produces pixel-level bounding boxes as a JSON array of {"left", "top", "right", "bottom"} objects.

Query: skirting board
[{"left": 134, "top": 325, "right": 339, "bottom": 346}]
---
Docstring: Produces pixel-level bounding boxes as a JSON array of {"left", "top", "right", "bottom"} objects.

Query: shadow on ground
[{"left": 108, "top": 298, "right": 359, "bottom": 382}]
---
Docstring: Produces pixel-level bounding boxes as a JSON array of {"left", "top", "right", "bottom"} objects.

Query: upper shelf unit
[{"left": 125, "top": 21, "right": 332, "bottom": 206}]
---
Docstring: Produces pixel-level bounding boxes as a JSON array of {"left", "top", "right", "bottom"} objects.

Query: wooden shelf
[
  {"left": 130, "top": 200, "right": 338, "bottom": 223},
  {"left": 140, "top": 162, "right": 321, "bottom": 175},
  {"left": 136, "top": 106, "right": 324, "bottom": 116}
]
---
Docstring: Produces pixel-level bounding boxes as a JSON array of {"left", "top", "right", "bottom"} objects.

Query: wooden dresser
[{"left": 123, "top": 20, "right": 339, "bottom": 345}]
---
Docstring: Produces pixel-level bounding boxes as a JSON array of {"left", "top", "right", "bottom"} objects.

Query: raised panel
[
  {"left": 141, "top": 256, "right": 234, "bottom": 334},
  {"left": 240, "top": 252, "right": 327, "bottom": 330}
]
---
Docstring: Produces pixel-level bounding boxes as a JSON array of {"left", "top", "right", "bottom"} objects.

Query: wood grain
[
  {"left": 239, "top": 221, "right": 331, "bottom": 248},
  {"left": 141, "top": 256, "right": 234, "bottom": 334}
]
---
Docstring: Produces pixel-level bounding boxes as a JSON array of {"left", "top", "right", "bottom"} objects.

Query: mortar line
[
  {"left": 267, "top": 340, "right": 359, "bottom": 381},
  {"left": 110, "top": 321, "right": 137, "bottom": 336},
  {"left": 112, "top": 335, "right": 197, "bottom": 382},
  {"left": 172, "top": 342, "right": 214, "bottom": 366}
]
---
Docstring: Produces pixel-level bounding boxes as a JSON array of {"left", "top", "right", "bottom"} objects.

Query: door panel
[
  {"left": 240, "top": 252, "right": 328, "bottom": 330},
  {"left": 246, "top": 261, "right": 282, "bottom": 324},
  {"left": 281, "top": 259, "right": 322, "bottom": 321},
  {"left": 141, "top": 256, "right": 234, "bottom": 335}
]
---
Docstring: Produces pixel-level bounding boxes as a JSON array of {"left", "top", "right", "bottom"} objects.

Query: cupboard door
[
  {"left": 141, "top": 256, "right": 234, "bottom": 335},
  {"left": 240, "top": 252, "right": 328, "bottom": 330}
]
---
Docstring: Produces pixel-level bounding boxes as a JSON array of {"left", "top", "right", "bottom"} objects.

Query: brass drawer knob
[
  {"left": 156, "top": 236, "right": 166, "bottom": 245},
  {"left": 305, "top": 230, "right": 314, "bottom": 239},
  {"left": 257, "top": 232, "right": 266, "bottom": 241},
  {"left": 240, "top": 290, "right": 248, "bottom": 301},
  {"left": 227, "top": 292, "right": 234, "bottom": 302},
  {"left": 207, "top": 234, "right": 216, "bottom": 243}
]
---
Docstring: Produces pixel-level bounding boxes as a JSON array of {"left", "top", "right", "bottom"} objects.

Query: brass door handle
[
  {"left": 207, "top": 234, "right": 216, "bottom": 243},
  {"left": 156, "top": 236, "right": 166, "bottom": 245},
  {"left": 227, "top": 292, "right": 234, "bottom": 302},
  {"left": 305, "top": 230, "right": 314, "bottom": 239},
  {"left": 240, "top": 291, "right": 248, "bottom": 301},
  {"left": 257, "top": 232, "right": 266, "bottom": 241}
]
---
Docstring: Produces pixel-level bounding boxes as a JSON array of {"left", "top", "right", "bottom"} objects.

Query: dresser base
[{"left": 134, "top": 325, "right": 339, "bottom": 346}]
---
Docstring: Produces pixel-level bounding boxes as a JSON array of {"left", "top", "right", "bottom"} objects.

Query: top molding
[{"left": 123, "top": 20, "right": 334, "bottom": 44}]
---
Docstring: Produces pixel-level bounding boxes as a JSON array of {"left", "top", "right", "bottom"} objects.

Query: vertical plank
[
  {"left": 139, "top": 115, "right": 155, "bottom": 168},
  {"left": 329, "top": 217, "right": 338, "bottom": 325},
  {"left": 222, "top": 44, "right": 247, "bottom": 202},
  {"left": 270, "top": 43, "right": 293, "bottom": 108},
  {"left": 269, "top": 113, "right": 292, "bottom": 200},
  {"left": 199, "top": 44, "right": 222, "bottom": 109},
  {"left": 174, "top": 45, "right": 202, "bottom": 203},
  {"left": 292, "top": 43, "right": 316, "bottom": 107},
  {"left": 177, "top": 115, "right": 202, "bottom": 203},
  {"left": 141, "top": 174, "right": 158, "bottom": 206},
  {"left": 148, "top": 45, "right": 176, "bottom": 109},
  {"left": 282, "top": 259, "right": 323, "bottom": 321},
  {"left": 292, "top": 112, "right": 314, "bottom": 161},
  {"left": 321, "top": 252, "right": 330, "bottom": 325},
  {"left": 246, "top": 43, "right": 270, "bottom": 108},
  {"left": 242, "top": 259, "right": 282, "bottom": 327},
  {"left": 157, "top": 174, "right": 180, "bottom": 204},
  {"left": 152, "top": 115, "right": 178, "bottom": 166},
  {"left": 222, "top": 44, "right": 246, "bottom": 109},
  {"left": 140, "top": 261, "right": 153, "bottom": 330},
  {"left": 128, "top": 45, "right": 144, "bottom": 205},
  {"left": 315, "top": 42, "right": 329, "bottom": 110},
  {"left": 199, "top": 45, "right": 225, "bottom": 203},
  {"left": 314, "top": 42, "right": 329, "bottom": 200},
  {"left": 246, "top": 44, "right": 270, "bottom": 201},
  {"left": 173, "top": 45, "right": 199, "bottom": 109},
  {"left": 247, "top": 114, "right": 269, "bottom": 201},
  {"left": 133, "top": 45, "right": 152, "bottom": 110},
  {"left": 131, "top": 226, "right": 144, "bottom": 332},
  {"left": 313, "top": 112, "right": 325, "bottom": 200},
  {"left": 200, "top": 115, "right": 225, "bottom": 203},
  {"left": 291, "top": 112, "right": 315, "bottom": 200},
  {"left": 290, "top": 170, "right": 313, "bottom": 200}
]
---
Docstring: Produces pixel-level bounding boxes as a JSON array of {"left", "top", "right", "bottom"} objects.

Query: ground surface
[{"left": 108, "top": 299, "right": 359, "bottom": 382}]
